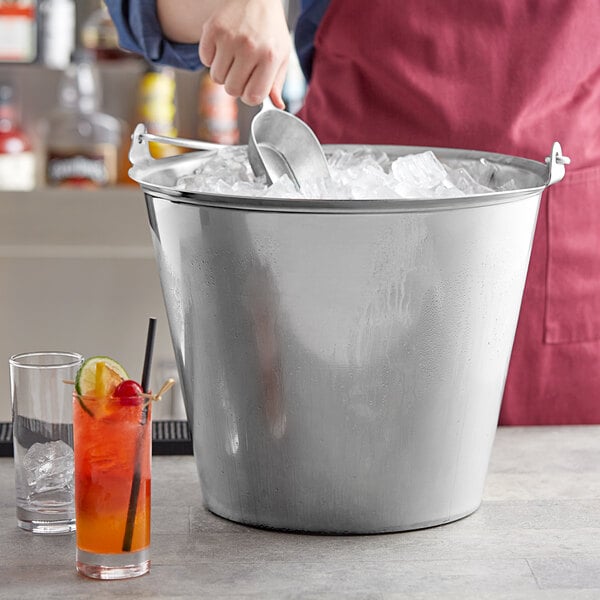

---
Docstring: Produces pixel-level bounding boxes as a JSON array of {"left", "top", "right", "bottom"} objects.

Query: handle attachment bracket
[{"left": 545, "top": 141, "right": 571, "bottom": 186}]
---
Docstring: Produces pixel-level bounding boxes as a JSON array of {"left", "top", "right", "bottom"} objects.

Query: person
[
  {"left": 105, "top": 0, "right": 600, "bottom": 425},
  {"left": 105, "top": 0, "right": 291, "bottom": 108}
]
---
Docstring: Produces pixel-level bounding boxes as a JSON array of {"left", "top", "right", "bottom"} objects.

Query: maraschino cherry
[{"left": 114, "top": 379, "right": 144, "bottom": 405}]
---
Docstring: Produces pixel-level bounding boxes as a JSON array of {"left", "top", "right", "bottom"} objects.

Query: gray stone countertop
[{"left": 1, "top": 426, "right": 600, "bottom": 599}]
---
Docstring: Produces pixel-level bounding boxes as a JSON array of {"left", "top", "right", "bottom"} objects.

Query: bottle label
[
  {"left": 40, "top": 0, "right": 75, "bottom": 69},
  {"left": 0, "top": 0, "right": 37, "bottom": 63},
  {"left": 46, "top": 147, "right": 117, "bottom": 187},
  {"left": 0, "top": 151, "right": 35, "bottom": 190},
  {"left": 137, "top": 70, "right": 181, "bottom": 158},
  {"left": 198, "top": 73, "right": 239, "bottom": 144}
]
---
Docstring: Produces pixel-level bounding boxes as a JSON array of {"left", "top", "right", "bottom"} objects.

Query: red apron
[{"left": 298, "top": 0, "right": 600, "bottom": 424}]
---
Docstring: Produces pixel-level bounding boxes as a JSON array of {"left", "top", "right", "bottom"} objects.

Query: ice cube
[
  {"left": 264, "top": 174, "right": 302, "bottom": 198},
  {"left": 176, "top": 146, "right": 256, "bottom": 192},
  {"left": 229, "top": 180, "right": 269, "bottom": 196},
  {"left": 446, "top": 157, "right": 501, "bottom": 188},
  {"left": 328, "top": 146, "right": 391, "bottom": 172},
  {"left": 336, "top": 163, "right": 400, "bottom": 199},
  {"left": 175, "top": 146, "right": 513, "bottom": 200},
  {"left": 23, "top": 440, "right": 74, "bottom": 494},
  {"left": 390, "top": 151, "right": 450, "bottom": 197},
  {"left": 301, "top": 175, "right": 353, "bottom": 199},
  {"left": 497, "top": 178, "right": 518, "bottom": 191},
  {"left": 176, "top": 174, "right": 205, "bottom": 191},
  {"left": 446, "top": 167, "right": 494, "bottom": 195}
]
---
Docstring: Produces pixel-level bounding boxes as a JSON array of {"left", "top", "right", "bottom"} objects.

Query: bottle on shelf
[
  {"left": 81, "top": 0, "right": 132, "bottom": 62},
  {"left": 136, "top": 63, "right": 181, "bottom": 159},
  {"left": 0, "top": 0, "right": 37, "bottom": 63},
  {"left": 39, "top": 0, "right": 75, "bottom": 69},
  {"left": 197, "top": 69, "right": 239, "bottom": 144},
  {"left": 43, "top": 50, "right": 122, "bottom": 188},
  {"left": 0, "top": 83, "right": 36, "bottom": 191}
]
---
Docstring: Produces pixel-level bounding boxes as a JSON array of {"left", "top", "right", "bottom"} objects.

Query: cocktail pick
[
  {"left": 122, "top": 317, "right": 157, "bottom": 552},
  {"left": 143, "top": 378, "right": 176, "bottom": 407}
]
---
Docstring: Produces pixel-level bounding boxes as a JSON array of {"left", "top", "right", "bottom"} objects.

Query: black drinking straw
[{"left": 122, "top": 317, "right": 156, "bottom": 552}]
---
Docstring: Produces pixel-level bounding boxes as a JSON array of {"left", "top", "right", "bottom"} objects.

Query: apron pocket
[{"left": 545, "top": 165, "right": 600, "bottom": 344}]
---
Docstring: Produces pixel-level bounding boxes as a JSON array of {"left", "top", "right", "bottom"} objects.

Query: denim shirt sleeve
[{"left": 104, "top": 0, "right": 203, "bottom": 70}]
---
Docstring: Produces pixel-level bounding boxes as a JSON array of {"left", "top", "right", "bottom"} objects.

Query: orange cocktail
[{"left": 73, "top": 383, "right": 151, "bottom": 579}]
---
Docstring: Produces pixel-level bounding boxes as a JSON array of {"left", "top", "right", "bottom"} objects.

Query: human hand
[{"left": 199, "top": 0, "right": 291, "bottom": 108}]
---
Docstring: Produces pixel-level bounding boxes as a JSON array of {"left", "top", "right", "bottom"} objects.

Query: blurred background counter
[{"left": 0, "top": 0, "right": 304, "bottom": 422}]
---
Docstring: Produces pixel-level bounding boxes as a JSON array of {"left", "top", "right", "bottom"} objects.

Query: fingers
[
  {"left": 269, "top": 59, "right": 289, "bottom": 110},
  {"left": 240, "top": 49, "right": 287, "bottom": 107},
  {"left": 222, "top": 48, "right": 257, "bottom": 98},
  {"left": 197, "top": 0, "right": 291, "bottom": 106},
  {"left": 209, "top": 47, "right": 234, "bottom": 85},
  {"left": 269, "top": 89, "right": 285, "bottom": 111},
  {"left": 198, "top": 33, "right": 216, "bottom": 68},
  {"left": 200, "top": 43, "right": 290, "bottom": 107}
]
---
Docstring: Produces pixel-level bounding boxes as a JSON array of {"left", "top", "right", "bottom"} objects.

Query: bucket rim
[{"left": 129, "top": 143, "right": 552, "bottom": 214}]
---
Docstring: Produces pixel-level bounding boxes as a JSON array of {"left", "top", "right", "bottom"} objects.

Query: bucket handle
[
  {"left": 129, "top": 123, "right": 228, "bottom": 167},
  {"left": 545, "top": 142, "right": 570, "bottom": 186}
]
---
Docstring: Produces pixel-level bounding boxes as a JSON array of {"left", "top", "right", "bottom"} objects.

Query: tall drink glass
[
  {"left": 73, "top": 388, "right": 151, "bottom": 579},
  {"left": 10, "top": 351, "right": 84, "bottom": 534}
]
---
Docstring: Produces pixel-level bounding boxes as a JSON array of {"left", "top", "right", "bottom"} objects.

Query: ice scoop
[
  {"left": 130, "top": 104, "right": 329, "bottom": 192},
  {"left": 248, "top": 106, "right": 330, "bottom": 190}
]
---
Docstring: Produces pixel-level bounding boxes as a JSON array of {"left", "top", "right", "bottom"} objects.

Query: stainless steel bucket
[{"left": 129, "top": 133, "right": 568, "bottom": 533}]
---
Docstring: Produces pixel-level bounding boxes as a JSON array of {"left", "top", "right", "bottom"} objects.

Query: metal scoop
[
  {"left": 131, "top": 104, "right": 329, "bottom": 192},
  {"left": 248, "top": 106, "right": 330, "bottom": 190}
]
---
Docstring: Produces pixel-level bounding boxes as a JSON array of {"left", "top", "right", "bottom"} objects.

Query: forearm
[{"left": 156, "top": 0, "right": 219, "bottom": 43}]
